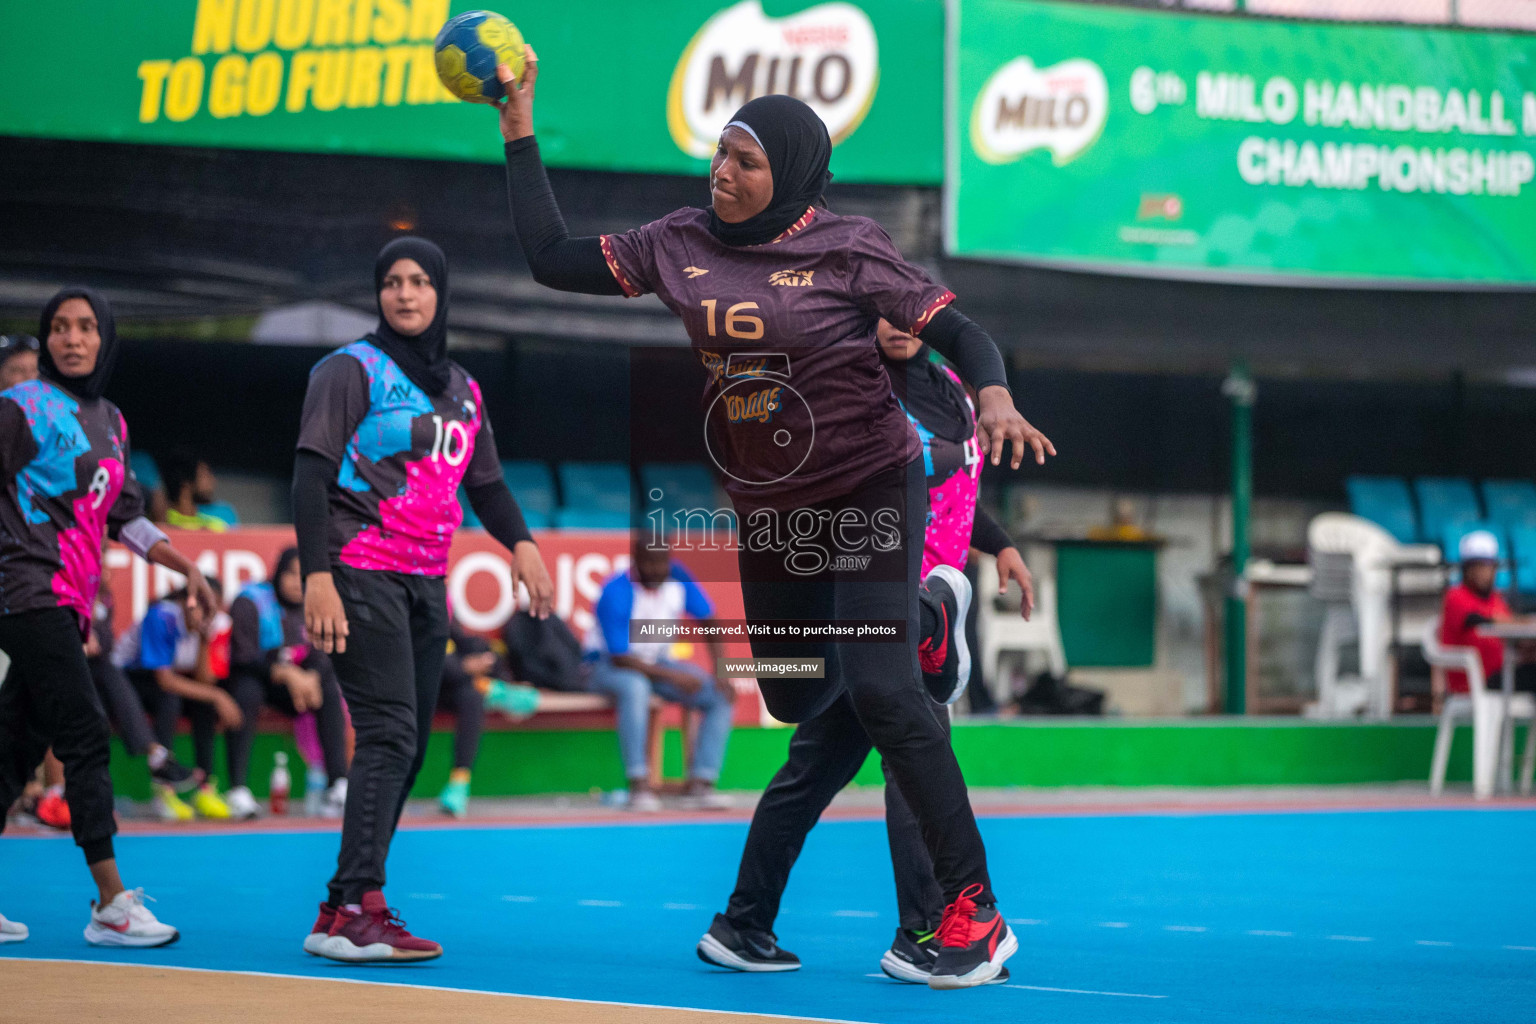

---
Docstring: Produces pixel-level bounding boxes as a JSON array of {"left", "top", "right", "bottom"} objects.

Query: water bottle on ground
[
  {"left": 270, "top": 751, "right": 291, "bottom": 815},
  {"left": 304, "top": 765, "right": 327, "bottom": 816}
]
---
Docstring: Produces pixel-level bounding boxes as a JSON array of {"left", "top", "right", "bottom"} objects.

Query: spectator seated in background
[
  {"left": 1439, "top": 529, "right": 1536, "bottom": 697},
  {"left": 0, "top": 334, "right": 39, "bottom": 391},
  {"left": 435, "top": 619, "right": 541, "bottom": 819},
  {"left": 224, "top": 548, "right": 349, "bottom": 821},
  {"left": 583, "top": 536, "right": 735, "bottom": 813},
  {"left": 116, "top": 581, "right": 241, "bottom": 820},
  {"left": 86, "top": 563, "right": 198, "bottom": 802},
  {"left": 159, "top": 445, "right": 232, "bottom": 531}
]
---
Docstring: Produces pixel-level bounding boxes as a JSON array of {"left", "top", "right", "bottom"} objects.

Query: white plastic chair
[
  {"left": 1307, "top": 513, "right": 1440, "bottom": 719},
  {"left": 1421, "top": 619, "right": 1536, "bottom": 799},
  {"left": 977, "top": 557, "right": 1066, "bottom": 703}
]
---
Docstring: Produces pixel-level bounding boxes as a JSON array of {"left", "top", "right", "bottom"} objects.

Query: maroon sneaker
[
  {"left": 303, "top": 902, "right": 336, "bottom": 955},
  {"left": 317, "top": 891, "right": 442, "bottom": 963}
]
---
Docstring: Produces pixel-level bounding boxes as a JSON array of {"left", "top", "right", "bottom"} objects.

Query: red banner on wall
[{"left": 104, "top": 528, "right": 764, "bottom": 725}]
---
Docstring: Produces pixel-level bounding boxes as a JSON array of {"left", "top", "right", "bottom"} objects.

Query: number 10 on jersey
[{"left": 429, "top": 414, "right": 470, "bottom": 465}]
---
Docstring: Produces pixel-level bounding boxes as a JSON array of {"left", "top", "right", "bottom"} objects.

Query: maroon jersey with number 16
[{"left": 602, "top": 206, "right": 952, "bottom": 510}]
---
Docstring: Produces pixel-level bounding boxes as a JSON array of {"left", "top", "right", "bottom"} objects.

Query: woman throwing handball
[
  {"left": 493, "top": 52, "right": 1053, "bottom": 988},
  {"left": 709, "top": 319, "right": 1041, "bottom": 986},
  {"left": 0, "top": 287, "right": 216, "bottom": 947},
  {"left": 293, "top": 237, "right": 554, "bottom": 963}
]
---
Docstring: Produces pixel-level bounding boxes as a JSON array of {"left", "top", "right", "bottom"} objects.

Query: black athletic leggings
[
  {"left": 225, "top": 650, "right": 348, "bottom": 789},
  {"left": 129, "top": 668, "right": 219, "bottom": 777},
  {"left": 438, "top": 653, "right": 485, "bottom": 772},
  {"left": 0, "top": 608, "right": 116, "bottom": 864},
  {"left": 730, "top": 460, "right": 992, "bottom": 910},
  {"left": 326, "top": 565, "right": 448, "bottom": 906},
  {"left": 88, "top": 654, "right": 157, "bottom": 757},
  {"left": 725, "top": 694, "right": 948, "bottom": 935}
]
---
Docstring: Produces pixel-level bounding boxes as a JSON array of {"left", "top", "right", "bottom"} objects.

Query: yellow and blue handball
[{"left": 434, "top": 10, "right": 525, "bottom": 104}]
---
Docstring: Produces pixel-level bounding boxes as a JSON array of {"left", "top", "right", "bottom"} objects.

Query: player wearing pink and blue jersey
[
  {"left": 0, "top": 288, "right": 215, "bottom": 948},
  {"left": 292, "top": 237, "right": 554, "bottom": 963}
]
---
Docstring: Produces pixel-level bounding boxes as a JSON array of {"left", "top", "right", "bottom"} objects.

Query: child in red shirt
[{"left": 1438, "top": 530, "right": 1534, "bottom": 693}]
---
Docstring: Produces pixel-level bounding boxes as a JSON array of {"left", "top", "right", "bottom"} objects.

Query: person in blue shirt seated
[
  {"left": 117, "top": 583, "right": 242, "bottom": 820},
  {"left": 584, "top": 537, "right": 735, "bottom": 812}
]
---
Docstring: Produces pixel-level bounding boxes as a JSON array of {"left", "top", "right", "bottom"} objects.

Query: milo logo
[
  {"left": 970, "top": 57, "right": 1108, "bottom": 166},
  {"left": 667, "top": 0, "right": 880, "bottom": 159}
]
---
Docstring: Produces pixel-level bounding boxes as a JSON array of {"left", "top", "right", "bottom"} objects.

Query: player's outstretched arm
[
  {"left": 919, "top": 307, "right": 1056, "bottom": 469},
  {"left": 494, "top": 51, "right": 623, "bottom": 295}
]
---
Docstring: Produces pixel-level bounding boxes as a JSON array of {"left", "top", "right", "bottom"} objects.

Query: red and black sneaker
[
  {"left": 303, "top": 902, "right": 337, "bottom": 955},
  {"left": 928, "top": 883, "right": 1016, "bottom": 990},
  {"left": 35, "top": 787, "right": 71, "bottom": 830},
  {"left": 918, "top": 565, "right": 972, "bottom": 706},
  {"left": 317, "top": 891, "right": 442, "bottom": 963}
]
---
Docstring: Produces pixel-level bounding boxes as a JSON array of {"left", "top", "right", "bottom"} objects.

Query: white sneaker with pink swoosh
[
  {"left": 0, "top": 913, "right": 27, "bottom": 943},
  {"left": 84, "top": 889, "right": 179, "bottom": 947}
]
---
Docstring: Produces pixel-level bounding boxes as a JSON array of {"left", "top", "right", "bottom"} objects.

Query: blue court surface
[{"left": 4, "top": 805, "right": 1535, "bottom": 1023}]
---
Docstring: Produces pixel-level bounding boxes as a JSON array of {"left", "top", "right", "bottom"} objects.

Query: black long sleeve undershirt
[
  {"left": 919, "top": 306, "right": 1010, "bottom": 396},
  {"left": 466, "top": 480, "right": 534, "bottom": 553},
  {"left": 504, "top": 138, "right": 622, "bottom": 294},
  {"left": 292, "top": 449, "right": 335, "bottom": 580},
  {"left": 970, "top": 505, "right": 1016, "bottom": 559}
]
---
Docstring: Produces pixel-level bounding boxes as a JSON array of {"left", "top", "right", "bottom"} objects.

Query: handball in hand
[{"left": 434, "top": 10, "right": 526, "bottom": 104}]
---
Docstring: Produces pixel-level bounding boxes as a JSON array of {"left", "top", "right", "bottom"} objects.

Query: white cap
[{"left": 1459, "top": 529, "right": 1500, "bottom": 562}]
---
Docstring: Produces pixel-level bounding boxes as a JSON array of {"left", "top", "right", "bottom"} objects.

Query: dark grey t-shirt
[{"left": 602, "top": 207, "right": 950, "bottom": 510}]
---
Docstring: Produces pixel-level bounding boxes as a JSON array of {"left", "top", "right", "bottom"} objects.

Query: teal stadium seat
[
  {"left": 640, "top": 462, "right": 734, "bottom": 537},
  {"left": 556, "top": 462, "right": 633, "bottom": 529},
  {"left": 1414, "top": 477, "right": 1482, "bottom": 546},
  {"left": 1345, "top": 476, "right": 1418, "bottom": 543},
  {"left": 553, "top": 507, "right": 630, "bottom": 530},
  {"left": 130, "top": 450, "right": 162, "bottom": 492},
  {"left": 640, "top": 462, "right": 718, "bottom": 513},
  {"left": 458, "top": 488, "right": 481, "bottom": 528},
  {"left": 502, "top": 460, "right": 556, "bottom": 530},
  {"left": 558, "top": 462, "right": 631, "bottom": 512},
  {"left": 1480, "top": 480, "right": 1536, "bottom": 532},
  {"left": 1508, "top": 524, "right": 1536, "bottom": 598}
]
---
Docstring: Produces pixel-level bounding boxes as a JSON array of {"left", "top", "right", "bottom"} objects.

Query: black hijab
[
  {"left": 273, "top": 547, "right": 302, "bottom": 609},
  {"left": 38, "top": 287, "right": 119, "bottom": 402},
  {"left": 367, "top": 236, "right": 452, "bottom": 396},
  {"left": 707, "top": 95, "right": 833, "bottom": 248},
  {"left": 884, "top": 343, "right": 975, "bottom": 444}
]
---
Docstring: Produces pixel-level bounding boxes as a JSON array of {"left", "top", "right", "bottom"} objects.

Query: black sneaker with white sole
[
  {"left": 881, "top": 927, "right": 1011, "bottom": 985},
  {"left": 149, "top": 752, "right": 197, "bottom": 793},
  {"left": 697, "top": 913, "right": 801, "bottom": 972},
  {"left": 880, "top": 927, "right": 938, "bottom": 983},
  {"left": 918, "top": 565, "right": 972, "bottom": 705}
]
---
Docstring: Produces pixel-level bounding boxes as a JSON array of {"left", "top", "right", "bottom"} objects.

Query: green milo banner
[
  {"left": 0, "top": 0, "right": 941, "bottom": 184},
  {"left": 948, "top": 0, "right": 1536, "bottom": 285}
]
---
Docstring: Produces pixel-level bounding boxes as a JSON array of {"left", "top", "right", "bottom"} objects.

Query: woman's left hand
[
  {"left": 511, "top": 540, "right": 555, "bottom": 619},
  {"left": 976, "top": 385, "right": 1055, "bottom": 470},
  {"left": 995, "top": 547, "right": 1035, "bottom": 621}
]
